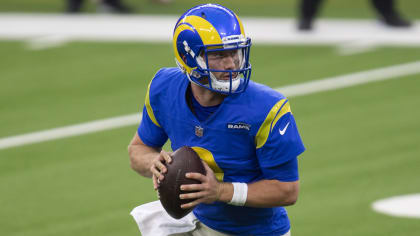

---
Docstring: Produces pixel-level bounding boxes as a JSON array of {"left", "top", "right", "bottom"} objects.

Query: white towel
[{"left": 130, "top": 200, "right": 198, "bottom": 236}]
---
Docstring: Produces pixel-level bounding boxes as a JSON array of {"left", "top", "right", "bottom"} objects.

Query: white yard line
[
  {"left": 280, "top": 61, "right": 420, "bottom": 97},
  {"left": 0, "top": 14, "right": 419, "bottom": 51},
  {"left": 0, "top": 114, "right": 140, "bottom": 150},
  {"left": 1, "top": 61, "right": 419, "bottom": 150}
]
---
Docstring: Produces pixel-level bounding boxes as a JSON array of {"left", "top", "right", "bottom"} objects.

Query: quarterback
[{"left": 128, "top": 3, "right": 305, "bottom": 236}]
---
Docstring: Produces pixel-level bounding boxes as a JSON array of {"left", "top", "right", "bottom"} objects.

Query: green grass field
[
  {"left": 1, "top": 41, "right": 420, "bottom": 236},
  {"left": 1, "top": 1, "right": 420, "bottom": 235}
]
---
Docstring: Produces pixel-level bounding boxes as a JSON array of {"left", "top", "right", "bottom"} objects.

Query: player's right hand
[{"left": 150, "top": 150, "right": 172, "bottom": 190}]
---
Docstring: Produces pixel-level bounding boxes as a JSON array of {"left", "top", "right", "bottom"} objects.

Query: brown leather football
[{"left": 158, "top": 146, "right": 206, "bottom": 219}]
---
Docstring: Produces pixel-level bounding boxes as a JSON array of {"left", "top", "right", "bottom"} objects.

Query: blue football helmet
[{"left": 173, "top": 4, "right": 252, "bottom": 94}]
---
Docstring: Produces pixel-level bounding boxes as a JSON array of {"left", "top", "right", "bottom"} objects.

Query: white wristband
[{"left": 228, "top": 182, "right": 248, "bottom": 206}]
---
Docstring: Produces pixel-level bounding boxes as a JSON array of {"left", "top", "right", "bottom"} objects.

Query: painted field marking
[
  {"left": 372, "top": 194, "right": 420, "bottom": 218},
  {"left": 0, "top": 61, "right": 420, "bottom": 150},
  {"left": 0, "top": 114, "right": 140, "bottom": 150},
  {"left": 0, "top": 14, "right": 419, "bottom": 51}
]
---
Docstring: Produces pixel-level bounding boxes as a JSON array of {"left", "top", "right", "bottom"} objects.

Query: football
[{"left": 158, "top": 146, "right": 206, "bottom": 219}]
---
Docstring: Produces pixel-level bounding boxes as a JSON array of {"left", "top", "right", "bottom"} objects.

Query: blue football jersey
[{"left": 138, "top": 67, "right": 305, "bottom": 235}]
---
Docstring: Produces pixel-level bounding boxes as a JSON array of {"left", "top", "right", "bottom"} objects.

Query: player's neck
[{"left": 190, "top": 83, "right": 226, "bottom": 107}]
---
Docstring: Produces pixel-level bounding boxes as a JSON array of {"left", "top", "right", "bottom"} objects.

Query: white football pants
[
  {"left": 173, "top": 222, "right": 291, "bottom": 236},
  {"left": 131, "top": 200, "right": 291, "bottom": 236}
]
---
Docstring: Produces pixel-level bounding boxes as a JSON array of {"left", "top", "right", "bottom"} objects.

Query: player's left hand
[{"left": 179, "top": 160, "right": 222, "bottom": 209}]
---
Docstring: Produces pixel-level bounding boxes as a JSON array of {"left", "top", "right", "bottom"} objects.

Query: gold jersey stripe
[
  {"left": 255, "top": 99, "right": 290, "bottom": 149},
  {"left": 191, "top": 146, "right": 224, "bottom": 181},
  {"left": 271, "top": 101, "right": 291, "bottom": 133},
  {"left": 144, "top": 79, "right": 161, "bottom": 128}
]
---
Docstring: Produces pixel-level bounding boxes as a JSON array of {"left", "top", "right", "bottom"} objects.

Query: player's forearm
[
  {"left": 246, "top": 179, "right": 299, "bottom": 207},
  {"left": 128, "top": 143, "right": 161, "bottom": 178},
  {"left": 218, "top": 180, "right": 299, "bottom": 208}
]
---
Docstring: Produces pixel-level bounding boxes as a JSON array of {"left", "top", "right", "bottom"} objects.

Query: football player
[{"left": 128, "top": 4, "right": 305, "bottom": 236}]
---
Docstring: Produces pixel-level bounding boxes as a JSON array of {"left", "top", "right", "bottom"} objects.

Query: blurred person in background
[
  {"left": 298, "top": 0, "right": 412, "bottom": 30},
  {"left": 66, "top": 0, "right": 132, "bottom": 13}
]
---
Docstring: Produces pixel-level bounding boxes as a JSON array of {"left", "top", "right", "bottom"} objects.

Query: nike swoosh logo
[{"left": 279, "top": 122, "right": 290, "bottom": 135}]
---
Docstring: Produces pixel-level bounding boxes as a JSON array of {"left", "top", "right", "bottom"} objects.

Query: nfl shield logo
[{"left": 195, "top": 126, "right": 203, "bottom": 137}]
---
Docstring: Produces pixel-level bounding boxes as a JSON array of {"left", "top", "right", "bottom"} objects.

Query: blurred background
[{"left": 0, "top": 1, "right": 419, "bottom": 236}]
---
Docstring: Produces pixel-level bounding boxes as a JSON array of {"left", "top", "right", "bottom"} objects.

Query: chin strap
[{"left": 175, "top": 58, "right": 186, "bottom": 74}]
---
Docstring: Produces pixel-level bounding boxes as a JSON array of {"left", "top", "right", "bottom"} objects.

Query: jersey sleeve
[
  {"left": 255, "top": 99, "right": 305, "bottom": 178},
  {"left": 137, "top": 73, "right": 168, "bottom": 148},
  {"left": 262, "top": 156, "right": 299, "bottom": 182},
  {"left": 138, "top": 106, "right": 168, "bottom": 147}
]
